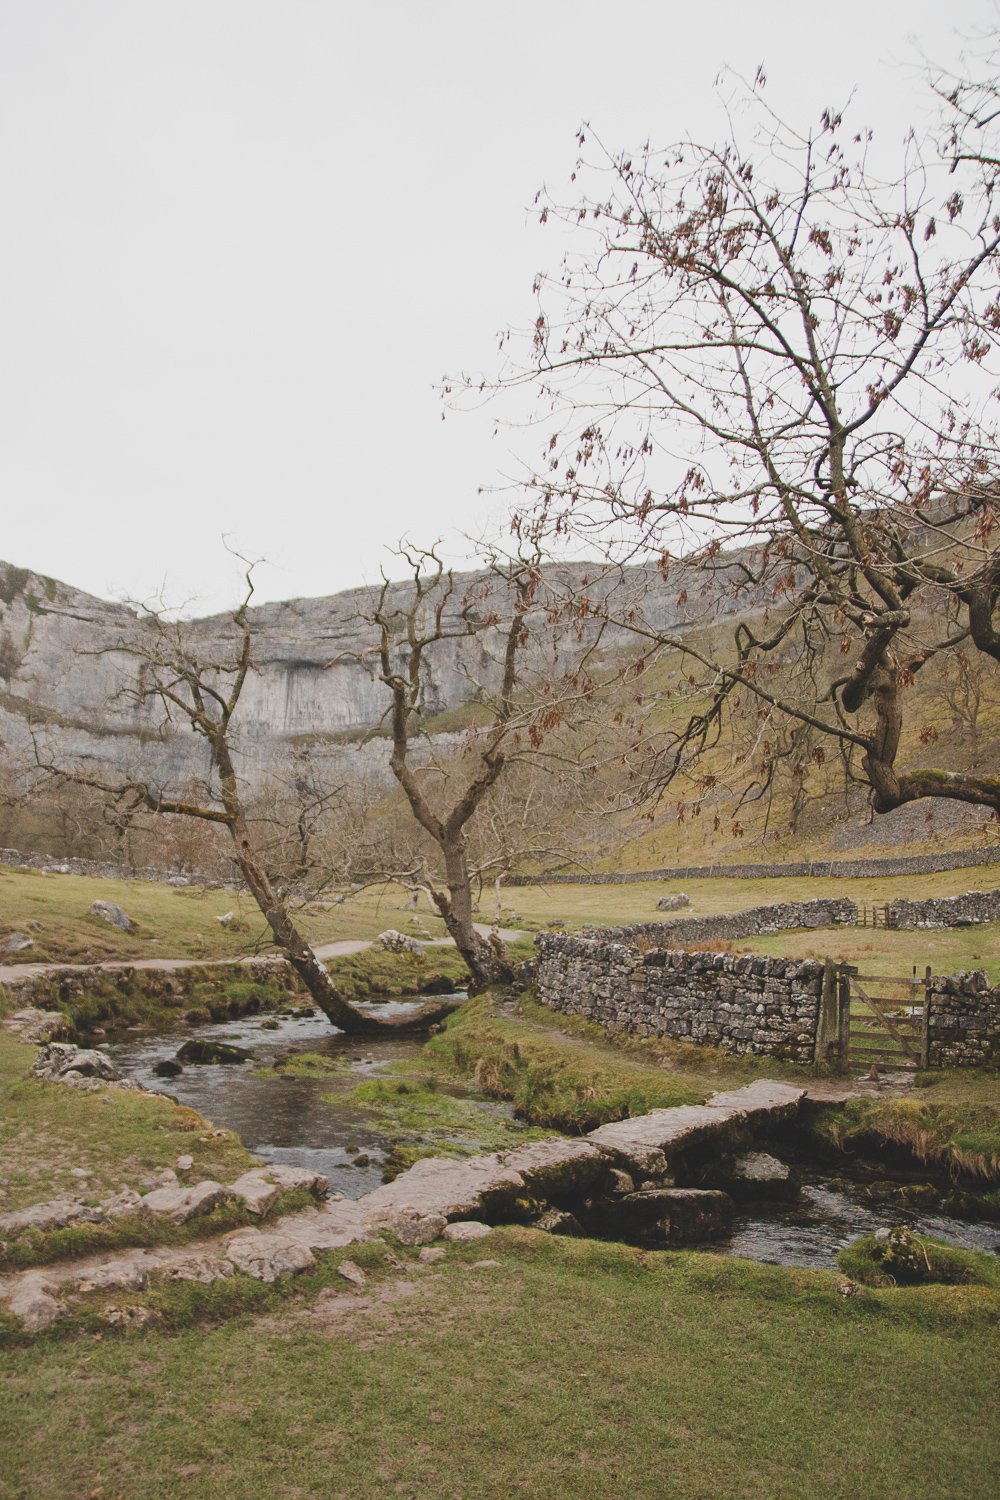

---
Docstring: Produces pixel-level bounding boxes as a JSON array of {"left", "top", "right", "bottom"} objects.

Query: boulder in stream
[
  {"left": 696, "top": 1151, "right": 801, "bottom": 1204},
  {"left": 615, "top": 1187, "right": 735, "bottom": 1245},
  {"left": 175, "top": 1039, "right": 253, "bottom": 1065}
]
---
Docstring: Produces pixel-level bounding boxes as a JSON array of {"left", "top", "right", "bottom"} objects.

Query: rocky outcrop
[{"left": 0, "top": 555, "right": 762, "bottom": 798}]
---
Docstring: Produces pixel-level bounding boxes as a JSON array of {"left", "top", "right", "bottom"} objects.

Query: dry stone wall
[
  {"left": 580, "top": 897, "right": 858, "bottom": 948},
  {"left": 511, "top": 845, "right": 1000, "bottom": 884},
  {"left": 0, "top": 847, "right": 230, "bottom": 888},
  {"left": 534, "top": 934, "right": 824, "bottom": 1062},
  {"left": 534, "top": 932, "right": 1000, "bottom": 1067},
  {"left": 927, "top": 970, "right": 1000, "bottom": 1067},
  {"left": 890, "top": 889, "right": 1000, "bottom": 930}
]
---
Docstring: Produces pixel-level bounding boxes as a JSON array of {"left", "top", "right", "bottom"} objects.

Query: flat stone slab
[
  {"left": 703, "top": 1080, "right": 805, "bottom": 1125},
  {"left": 223, "top": 1229, "right": 316, "bottom": 1282},
  {"left": 497, "top": 1138, "right": 607, "bottom": 1195},
  {"left": 359, "top": 1153, "right": 526, "bottom": 1223},
  {"left": 586, "top": 1105, "right": 746, "bottom": 1169}
]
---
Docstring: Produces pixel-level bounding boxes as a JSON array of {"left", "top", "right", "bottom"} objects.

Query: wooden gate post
[
  {"left": 836, "top": 962, "right": 853, "bottom": 1074},
  {"left": 922, "top": 966, "right": 932, "bottom": 1070},
  {"left": 816, "top": 957, "right": 840, "bottom": 1067}
]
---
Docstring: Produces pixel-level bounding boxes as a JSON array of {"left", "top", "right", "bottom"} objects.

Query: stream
[{"left": 105, "top": 1009, "right": 1000, "bottom": 1271}]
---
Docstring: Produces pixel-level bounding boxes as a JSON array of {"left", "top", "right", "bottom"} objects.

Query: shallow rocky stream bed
[{"left": 105, "top": 1008, "right": 1000, "bottom": 1272}]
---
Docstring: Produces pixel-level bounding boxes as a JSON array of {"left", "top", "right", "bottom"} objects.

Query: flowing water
[{"left": 105, "top": 1010, "right": 1000, "bottom": 1269}]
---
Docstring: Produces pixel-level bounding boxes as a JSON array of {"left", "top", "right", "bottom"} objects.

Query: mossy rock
[
  {"left": 839, "top": 1227, "right": 1000, "bottom": 1288},
  {"left": 175, "top": 1039, "right": 253, "bottom": 1065}
]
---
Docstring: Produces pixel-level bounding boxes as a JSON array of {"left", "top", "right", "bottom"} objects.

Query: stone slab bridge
[{"left": 1, "top": 1079, "right": 828, "bottom": 1333}]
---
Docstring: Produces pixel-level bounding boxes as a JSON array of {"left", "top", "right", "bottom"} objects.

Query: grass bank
[
  {"left": 0, "top": 1027, "right": 272, "bottom": 1268},
  {"left": 1, "top": 1227, "right": 996, "bottom": 1500}
]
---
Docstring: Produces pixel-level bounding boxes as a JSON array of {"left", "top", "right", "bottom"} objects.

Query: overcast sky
[{"left": 0, "top": 0, "right": 995, "bottom": 615}]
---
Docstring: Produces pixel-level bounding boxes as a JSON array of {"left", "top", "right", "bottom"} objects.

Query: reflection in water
[
  {"left": 107, "top": 1011, "right": 1000, "bottom": 1267},
  {"left": 719, "top": 1172, "right": 1000, "bottom": 1269},
  {"left": 106, "top": 1006, "right": 432, "bottom": 1198}
]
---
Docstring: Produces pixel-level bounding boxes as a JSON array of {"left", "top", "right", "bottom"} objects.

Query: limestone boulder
[
  {"left": 262, "top": 1164, "right": 331, "bottom": 1197},
  {"left": 139, "top": 1180, "right": 232, "bottom": 1225},
  {"left": 164, "top": 1255, "right": 235, "bottom": 1284},
  {"left": 337, "top": 1260, "right": 367, "bottom": 1288},
  {"left": 375, "top": 929, "right": 425, "bottom": 956},
  {"left": 359, "top": 1153, "right": 525, "bottom": 1224},
  {"left": 0, "top": 1198, "right": 105, "bottom": 1235},
  {"left": 618, "top": 1188, "right": 734, "bottom": 1245},
  {"left": 224, "top": 1230, "right": 316, "bottom": 1282},
  {"left": 230, "top": 1173, "right": 280, "bottom": 1216},
  {"left": 90, "top": 900, "right": 136, "bottom": 932},
  {"left": 365, "top": 1208, "right": 447, "bottom": 1246},
  {"left": 103, "top": 1305, "right": 156, "bottom": 1327},
  {"left": 33, "top": 1042, "right": 126, "bottom": 1084},
  {"left": 8, "top": 1275, "right": 66, "bottom": 1332},
  {"left": 697, "top": 1152, "right": 801, "bottom": 1204},
  {"left": 3, "top": 933, "right": 33, "bottom": 952},
  {"left": 441, "top": 1221, "right": 493, "bottom": 1243},
  {"left": 75, "top": 1260, "right": 149, "bottom": 1293},
  {"left": 535, "top": 1208, "right": 583, "bottom": 1236}
]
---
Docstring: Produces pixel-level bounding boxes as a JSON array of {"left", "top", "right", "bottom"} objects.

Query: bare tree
[
  {"left": 340, "top": 545, "right": 601, "bottom": 987},
  {"left": 467, "top": 56, "right": 1000, "bottom": 827},
  {"left": 42, "top": 572, "right": 457, "bottom": 1035}
]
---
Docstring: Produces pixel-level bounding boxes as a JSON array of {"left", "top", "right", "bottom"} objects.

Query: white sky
[{"left": 0, "top": 0, "right": 995, "bottom": 614}]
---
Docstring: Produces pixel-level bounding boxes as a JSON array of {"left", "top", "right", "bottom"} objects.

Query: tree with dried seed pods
[{"left": 464, "top": 52, "right": 1000, "bottom": 829}]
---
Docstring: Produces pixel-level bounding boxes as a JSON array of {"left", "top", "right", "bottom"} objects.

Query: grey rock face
[
  {"left": 9, "top": 1275, "right": 66, "bottom": 1332},
  {"left": 656, "top": 893, "right": 691, "bottom": 911},
  {"left": 89, "top": 900, "right": 135, "bottom": 932},
  {"left": 224, "top": 1230, "right": 316, "bottom": 1282},
  {"left": 375, "top": 930, "right": 425, "bottom": 956},
  {"left": 0, "top": 557, "right": 756, "bottom": 798},
  {"left": 3, "top": 933, "right": 33, "bottom": 952}
]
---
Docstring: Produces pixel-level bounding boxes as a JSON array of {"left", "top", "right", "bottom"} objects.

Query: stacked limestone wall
[
  {"left": 534, "top": 933, "right": 1000, "bottom": 1067},
  {"left": 511, "top": 846, "right": 1000, "bottom": 884},
  {"left": 927, "top": 970, "right": 1000, "bottom": 1066},
  {"left": 890, "top": 889, "right": 1000, "bottom": 930},
  {"left": 579, "top": 897, "right": 857, "bottom": 948},
  {"left": 0, "top": 847, "right": 229, "bottom": 888},
  {"left": 534, "top": 935, "right": 823, "bottom": 1061}
]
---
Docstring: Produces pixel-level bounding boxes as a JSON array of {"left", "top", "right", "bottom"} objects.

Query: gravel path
[{"left": 0, "top": 925, "right": 524, "bottom": 984}]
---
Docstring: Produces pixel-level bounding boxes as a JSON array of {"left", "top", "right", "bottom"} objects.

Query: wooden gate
[{"left": 839, "top": 963, "right": 932, "bottom": 1074}]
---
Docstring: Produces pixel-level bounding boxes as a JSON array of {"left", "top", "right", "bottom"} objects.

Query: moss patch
[
  {"left": 421, "top": 995, "right": 709, "bottom": 1132},
  {"left": 839, "top": 1229, "right": 1000, "bottom": 1289}
]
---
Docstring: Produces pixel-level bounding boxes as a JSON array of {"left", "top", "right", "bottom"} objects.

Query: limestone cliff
[{"left": 0, "top": 556, "right": 760, "bottom": 792}]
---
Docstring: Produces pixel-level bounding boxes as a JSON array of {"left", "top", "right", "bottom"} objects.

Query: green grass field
[
  {"left": 3, "top": 861, "right": 1000, "bottom": 976},
  {"left": 1, "top": 1230, "right": 997, "bottom": 1500}
]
